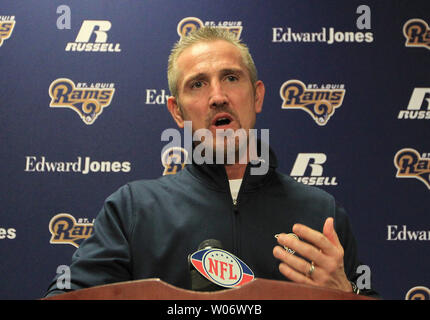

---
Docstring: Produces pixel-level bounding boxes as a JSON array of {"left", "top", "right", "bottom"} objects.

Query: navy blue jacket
[{"left": 46, "top": 148, "right": 376, "bottom": 297}]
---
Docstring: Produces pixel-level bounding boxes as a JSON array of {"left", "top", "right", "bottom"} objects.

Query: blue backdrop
[{"left": 0, "top": 0, "right": 429, "bottom": 300}]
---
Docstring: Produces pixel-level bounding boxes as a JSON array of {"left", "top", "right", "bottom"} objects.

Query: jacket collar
[{"left": 185, "top": 141, "right": 278, "bottom": 192}]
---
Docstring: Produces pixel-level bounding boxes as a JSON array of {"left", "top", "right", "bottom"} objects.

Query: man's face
[{"left": 167, "top": 40, "right": 265, "bottom": 156}]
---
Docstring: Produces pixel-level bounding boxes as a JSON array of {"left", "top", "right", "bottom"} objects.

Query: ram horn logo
[
  {"left": 190, "top": 248, "right": 254, "bottom": 288},
  {"left": 49, "top": 213, "right": 94, "bottom": 248},
  {"left": 177, "top": 17, "right": 204, "bottom": 38},
  {"left": 403, "top": 18, "right": 430, "bottom": 50},
  {"left": 49, "top": 78, "right": 115, "bottom": 124},
  {"left": 394, "top": 148, "right": 430, "bottom": 189},
  {"left": 280, "top": 80, "right": 345, "bottom": 125},
  {"left": 161, "top": 147, "right": 188, "bottom": 175},
  {"left": 405, "top": 286, "right": 430, "bottom": 300}
]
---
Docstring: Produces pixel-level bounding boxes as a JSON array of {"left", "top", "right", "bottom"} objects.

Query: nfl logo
[{"left": 190, "top": 248, "right": 254, "bottom": 288}]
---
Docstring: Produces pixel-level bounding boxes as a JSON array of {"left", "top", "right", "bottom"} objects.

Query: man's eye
[
  {"left": 226, "top": 75, "right": 238, "bottom": 82},
  {"left": 191, "top": 81, "right": 203, "bottom": 88}
]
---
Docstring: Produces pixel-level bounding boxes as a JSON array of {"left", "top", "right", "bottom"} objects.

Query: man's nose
[{"left": 209, "top": 81, "right": 228, "bottom": 109}]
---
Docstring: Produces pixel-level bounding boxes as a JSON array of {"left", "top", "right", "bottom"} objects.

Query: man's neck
[
  {"left": 224, "top": 163, "right": 247, "bottom": 180},
  {"left": 223, "top": 143, "right": 254, "bottom": 180}
]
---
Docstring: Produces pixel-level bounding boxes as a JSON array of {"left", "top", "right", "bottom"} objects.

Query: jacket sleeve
[
  {"left": 44, "top": 184, "right": 135, "bottom": 297},
  {"left": 334, "top": 201, "right": 380, "bottom": 298}
]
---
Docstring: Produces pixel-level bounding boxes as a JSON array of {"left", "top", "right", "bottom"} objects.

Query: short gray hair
[{"left": 167, "top": 27, "right": 258, "bottom": 98}]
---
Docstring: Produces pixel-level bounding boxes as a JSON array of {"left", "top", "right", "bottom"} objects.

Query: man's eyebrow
[
  {"left": 220, "top": 68, "right": 245, "bottom": 76},
  {"left": 182, "top": 68, "right": 246, "bottom": 87},
  {"left": 184, "top": 72, "right": 207, "bottom": 84}
]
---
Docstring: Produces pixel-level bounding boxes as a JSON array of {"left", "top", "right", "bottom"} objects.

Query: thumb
[{"left": 323, "top": 217, "right": 341, "bottom": 248}]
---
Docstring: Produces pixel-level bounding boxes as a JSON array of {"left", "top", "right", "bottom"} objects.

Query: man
[{"left": 45, "top": 27, "right": 377, "bottom": 297}]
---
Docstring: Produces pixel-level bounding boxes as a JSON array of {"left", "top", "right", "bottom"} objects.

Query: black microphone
[{"left": 188, "top": 239, "right": 225, "bottom": 291}]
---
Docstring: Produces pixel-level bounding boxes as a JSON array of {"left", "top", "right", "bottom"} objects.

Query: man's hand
[{"left": 273, "top": 217, "right": 352, "bottom": 292}]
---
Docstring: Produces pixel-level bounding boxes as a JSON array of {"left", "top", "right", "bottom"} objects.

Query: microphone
[{"left": 188, "top": 239, "right": 225, "bottom": 291}]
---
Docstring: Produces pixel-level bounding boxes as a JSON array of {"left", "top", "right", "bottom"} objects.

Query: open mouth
[
  {"left": 212, "top": 113, "right": 234, "bottom": 127},
  {"left": 215, "top": 117, "right": 231, "bottom": 126}
]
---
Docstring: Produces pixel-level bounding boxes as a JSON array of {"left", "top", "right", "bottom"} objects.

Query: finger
[
  {"left": 292, "top": 223, "right": 338, "bottom": 257},
  {"left": 273, "top": 244, "right": 310, "bottom": 272},
  {"left": 323, "top": 217, "right": 341, "bottom": 248},
  {"left": 276, "top": 233, "right": 329, "bottom": 267},
  {"left": 278, "top": 262, "right": 315, "bottom": 286},
  {"left": 273, "top": 246, "right": 316, "bottom": 285}
]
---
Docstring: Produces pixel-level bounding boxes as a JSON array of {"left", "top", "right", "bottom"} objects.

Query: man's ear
[
  {"left": 167, "top": 96, "right": 184, "bottom": 128},
  {"left": 254, "top": 80, "right": 265, "bottom": 114}
]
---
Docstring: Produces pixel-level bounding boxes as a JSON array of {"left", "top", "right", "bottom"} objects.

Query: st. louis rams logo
[
  {"left": 403, "top": 18, "right": 430, "bottom": 50},
  {"left": 177, "top": 17, "right": 242, "bottom": 39},
  {"left": 0, "top": 16, "right": 15, "bottom": 47},
  {"left": 49, "top": 78, "right": 115, "bottom": 124},
  {"left": 49, "top": 213, "right": 94, "bottom": 248},
  {"left": 161, "top": 147, "right": 188, "bottom": 175},
  {"left": 280, "top": 80, "right": 345, "bottom": 125},
  {"left": 394, "top": 148, "right": 430, "bottom": 190}
]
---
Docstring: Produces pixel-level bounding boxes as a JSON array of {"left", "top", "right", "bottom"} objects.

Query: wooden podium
[{"left": 43, "top": 278, "right": 375, "bottom": 300}]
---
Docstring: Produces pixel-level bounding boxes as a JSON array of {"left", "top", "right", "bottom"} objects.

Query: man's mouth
[
  {"left": 215, "top": 117, "right": 231, "bottom": 126},
  {"left": 212, "top": 113, "right": 234, "bottom": 127}
]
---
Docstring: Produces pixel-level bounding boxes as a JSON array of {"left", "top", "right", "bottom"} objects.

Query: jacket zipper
[{"left": 232, "top": 197, "right": 240, "bottom": 257}]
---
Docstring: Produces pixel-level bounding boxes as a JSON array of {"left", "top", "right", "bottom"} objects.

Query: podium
[{"left": 43, "top": 278, "right": 375, "bottom": 300}]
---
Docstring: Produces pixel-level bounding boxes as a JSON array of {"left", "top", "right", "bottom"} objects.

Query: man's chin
[{"left": 213, "top": 139, "right": 249, "bottom": 165}]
